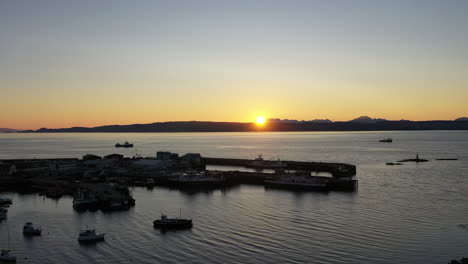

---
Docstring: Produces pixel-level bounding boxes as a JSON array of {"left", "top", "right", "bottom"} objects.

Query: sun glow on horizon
[{"left": 256, "top": 116, "right": 266, "bottom": 125}]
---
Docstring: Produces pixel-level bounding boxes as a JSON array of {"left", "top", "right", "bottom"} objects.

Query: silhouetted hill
[
  {"left": 455, "top": 117, "right": 468, "bottom": 121},
  {"left": 0, "top": 128, "right": 20, "bottom": 133},
  {"left": 27, "top": 120, "right": 468, "bottom": 133}
]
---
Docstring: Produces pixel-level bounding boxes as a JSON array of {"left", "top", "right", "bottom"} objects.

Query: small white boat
[
  {"left": 0, "top": 250, "right": 16, "bottom": 262},
  {"left": 77, "top": 229, "right": 105, "bottom": 242},
  {"left": 23, "top": 222, "right": 42, "bottom": 235}
]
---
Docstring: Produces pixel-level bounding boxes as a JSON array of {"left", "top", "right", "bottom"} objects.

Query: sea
[{"left": 0, "top": 131, "right": 467, "bottom": 264}]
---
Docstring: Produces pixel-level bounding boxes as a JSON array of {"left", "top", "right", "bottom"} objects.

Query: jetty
[{"left": 397, "top": 153, "right": 428, "bottom": 163}]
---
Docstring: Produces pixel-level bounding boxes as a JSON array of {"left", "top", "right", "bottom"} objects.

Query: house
[
  {"left": 48, "top": 161, "right": 77, "bottom": 172},
  {"left": 156, "top": 151, "right": 179, "bottom": 160},
  {"left": 156, "top": 151, "right": 172, "bottom": 160},
  {"left": 83, "top": 154, "right": 102, "bottom": 161},
  {"left": 0, "top": 163, "right": 17, "bottom": 177},
  {"left": 181, "top": 153, "right": 202, "bottom": 167}
]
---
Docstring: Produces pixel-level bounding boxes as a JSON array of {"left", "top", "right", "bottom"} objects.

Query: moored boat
[
  {"left": 77, "top": 229, "right": 105, "bottom": 242},
  {"left": 0, "top": 250, "right": 16, "bottom": 262},
  {"left": 153, "top": 210, "right": 192, "bottom": 229},
  {"left": 23, "top": 222, "right": 42, "bottom": 236}
]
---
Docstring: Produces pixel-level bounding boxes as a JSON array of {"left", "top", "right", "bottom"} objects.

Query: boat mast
[{"left": 7, "top": 222, "right": 11, "bottom": 251}]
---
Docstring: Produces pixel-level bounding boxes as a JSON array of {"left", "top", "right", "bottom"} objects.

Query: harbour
[{"left": 0, "top": 152, "right": 358, "bottom": 205}]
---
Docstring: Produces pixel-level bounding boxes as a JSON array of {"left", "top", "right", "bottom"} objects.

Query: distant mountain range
[{"left": 8, "top": 116, "right": 468, "bottom": 133}]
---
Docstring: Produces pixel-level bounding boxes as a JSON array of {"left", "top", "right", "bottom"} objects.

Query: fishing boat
[
  {"left": 23, "top": 222, "right": 42, "bottom": 236},
  {"left": 77, "top": 229, "right": 105, "bottom": 242},
  {"left": 115, "top": 141, "right": 133, "bottom": 148},
  {"left": 153, "top": 209, "right": 192, "bottom": 229},
  {"left": 379, "top": 138, "right": 393, "bottom": 143}
]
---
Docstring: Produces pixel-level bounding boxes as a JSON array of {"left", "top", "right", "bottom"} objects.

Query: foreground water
[{"left": 1, "top": 131, "right": 468, "bottom": 263}]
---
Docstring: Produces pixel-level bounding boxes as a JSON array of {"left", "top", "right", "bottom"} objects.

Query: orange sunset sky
[{"left": 1, "top": 1, "right": 467, "bottom": 130}]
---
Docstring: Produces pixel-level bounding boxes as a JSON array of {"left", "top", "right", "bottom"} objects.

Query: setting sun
[{"left": 256, "top": 116, "right": 266, "bottom": 125}]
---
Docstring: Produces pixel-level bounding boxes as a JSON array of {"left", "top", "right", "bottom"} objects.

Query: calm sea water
[{"left": 1, "top": 131, "right": 468, "bottom": 264}]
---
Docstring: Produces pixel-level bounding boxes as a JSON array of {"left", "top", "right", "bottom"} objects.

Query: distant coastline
[{"left": 6, "top": 117, "right": 468, "bottom": 133}]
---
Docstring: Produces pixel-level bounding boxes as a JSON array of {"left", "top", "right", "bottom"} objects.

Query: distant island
[{"left": 5, "top": 116, "right": 468, "bottom": 133}]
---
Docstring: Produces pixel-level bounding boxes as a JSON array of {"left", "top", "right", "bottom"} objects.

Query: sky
[{"left": 1, "top": 0, "right": 467, "bottom": 130}]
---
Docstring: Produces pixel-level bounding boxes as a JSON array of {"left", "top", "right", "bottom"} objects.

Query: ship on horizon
[{"left": 115, "top": 141, "right": 133, "bottom": 148}]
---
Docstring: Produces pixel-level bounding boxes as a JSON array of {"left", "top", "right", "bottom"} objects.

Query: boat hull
[
  {"left": 115, "top": 144, "right": 133, "bottom": 148},
  {"left": 23, "top": 230, "right": 41, "bottom": 236},
  {"left": 0, "top": 256, "right": 16, "bottom": 262},
  {"left": 153, "top": 220, "right": 193, "bottom": 229}
]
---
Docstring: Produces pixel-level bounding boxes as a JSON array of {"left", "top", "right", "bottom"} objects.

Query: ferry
[
  {"left": 115, "top": 141, "right": 133, "bottom": 148},
  {"left": 265, "top": 172, "right": 330, "bottom": 191}
]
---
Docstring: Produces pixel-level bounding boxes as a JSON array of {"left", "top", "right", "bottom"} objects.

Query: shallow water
[{"left": 1, "top": 131, "right": 467, "bottom": 263}]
